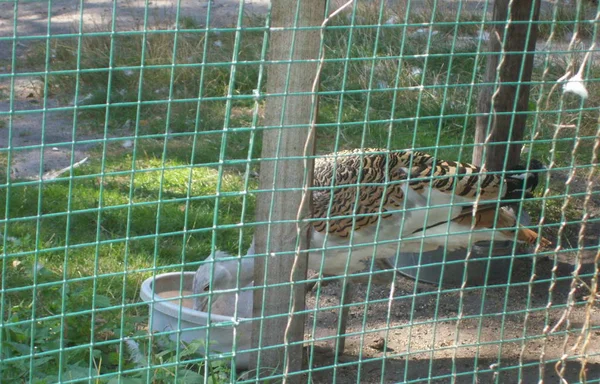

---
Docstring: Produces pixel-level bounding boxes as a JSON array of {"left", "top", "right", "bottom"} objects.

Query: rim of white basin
[{"left": 140, "top": 271, "right": 250, "bottom": 324}]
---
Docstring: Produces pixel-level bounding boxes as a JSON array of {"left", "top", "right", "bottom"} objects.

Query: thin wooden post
[
  {"left": 250, "top": 0, "right": 325, "bottom": 381},
  {"left": 473, "top": 0, "right": 541, "bottom": 170}
]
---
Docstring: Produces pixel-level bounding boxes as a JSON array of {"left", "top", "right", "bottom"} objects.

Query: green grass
[
  {"left": 22, "top": 18, "right": 263, "bottom": 135},
  {"left": 316, "top": 7, "right": 483, "bottom": 160},
  {"left": 3, "top": 3, "right": 599, "bottom": 382},
  {"left": 18, "top": 3, "right": 598, "bottom": 165},
  {"left": 1, "top": 138, "right": 256, "bottom": 382},
  {"left": 538, "top": 1, "right": 598, "bottom": 40},
  {"left": 2, "top": 139, "right": 257, "bottom": 286}
]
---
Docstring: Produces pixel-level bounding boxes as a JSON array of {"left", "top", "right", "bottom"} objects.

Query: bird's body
[
  {"left": 307, "top": 148, "right": 548, "bottom": 275},
  {"left": 193, "top": 148, "right": 549, "bottom": 306},
  {"left": 192, "top": 241, "right": 255, "bottom": 317},
  {"left": 191, "top": 148, "right": 549, "bottom": 357}
]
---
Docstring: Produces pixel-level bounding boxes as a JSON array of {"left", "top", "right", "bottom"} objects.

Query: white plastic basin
[{"left": 140, "top": 272, "right": 252, "bottom": 370}]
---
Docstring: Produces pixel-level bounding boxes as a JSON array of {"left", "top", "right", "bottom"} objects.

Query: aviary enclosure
[{"left": 0, "top": 0, "right": 598, "bottom": 383}]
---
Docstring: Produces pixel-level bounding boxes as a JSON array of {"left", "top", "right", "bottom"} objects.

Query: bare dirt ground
[
  {"left": 1, "top": 1, "right": 598, "bottom": 382},
  {"left": 303, "top": 248, "right": 599, "bottom": 383}
]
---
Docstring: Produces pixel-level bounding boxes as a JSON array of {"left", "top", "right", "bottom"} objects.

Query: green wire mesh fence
[{"left": 0, "top": 0, "right": 599, "bottom": 382}]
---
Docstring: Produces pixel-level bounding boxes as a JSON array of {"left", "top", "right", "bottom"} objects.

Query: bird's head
[{"left": 507, "top": 159, "right": 546, "bottom": 197}]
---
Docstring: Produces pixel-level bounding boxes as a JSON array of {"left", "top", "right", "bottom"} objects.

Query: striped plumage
[{"left": 308, "top": 148, "right": 549, "bottom": 275}]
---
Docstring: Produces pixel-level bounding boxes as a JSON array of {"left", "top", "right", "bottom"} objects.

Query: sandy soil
[
  {"left": 1, "top": 1, "right": 598, "bottom": 382},
  {"left": 302, "top": 248, "right": 599, "bottom": 383}
]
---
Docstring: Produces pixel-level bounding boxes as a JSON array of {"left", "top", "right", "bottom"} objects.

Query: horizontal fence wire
[{"left": 0, "top": 0, "right": 599, "bottom": 383}]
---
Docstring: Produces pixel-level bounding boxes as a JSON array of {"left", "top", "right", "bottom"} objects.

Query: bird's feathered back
[{"left": 310, "top": 148, "right": 549, "bottom": 247}]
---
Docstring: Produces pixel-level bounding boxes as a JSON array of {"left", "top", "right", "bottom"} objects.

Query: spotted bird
[{"left": 307, "top": 148, "right": 550, "bottom": 275}]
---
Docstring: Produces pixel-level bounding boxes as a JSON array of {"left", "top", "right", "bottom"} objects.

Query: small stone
[
  {"left": 121, "top": 139, "right": 133, "bottom": 149},
  {"left": 52, "top": 147, "right": 59, "bottom": 151},
  {"left": 369, "top": 336, "right": 386, "bottom": 351}
]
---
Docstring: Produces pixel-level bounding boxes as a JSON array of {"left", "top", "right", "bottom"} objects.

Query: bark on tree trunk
[{"left": 473, "top": 0, "right": 541, "bottom": 171}]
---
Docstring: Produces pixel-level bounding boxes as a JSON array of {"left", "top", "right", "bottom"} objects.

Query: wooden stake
[{"left": 250, "top": 1, "right": 325, "bottom": 381}]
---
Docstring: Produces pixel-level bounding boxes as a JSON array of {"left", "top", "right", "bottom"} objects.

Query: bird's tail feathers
[
  {"left": 452, "top": 205, "right": 552, "bottom": 247},
  {"left": 516, "top": 225, "right": 552, "bottom": 247}
]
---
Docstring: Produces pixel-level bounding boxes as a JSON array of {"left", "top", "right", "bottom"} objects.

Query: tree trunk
[{"left": 473, "top": 0, "right": 541, "bottom": 170}]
